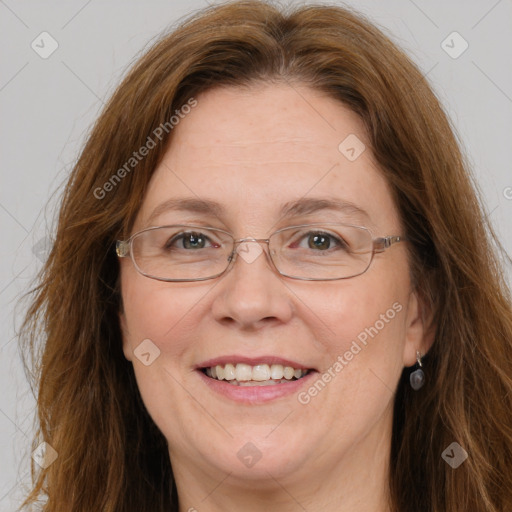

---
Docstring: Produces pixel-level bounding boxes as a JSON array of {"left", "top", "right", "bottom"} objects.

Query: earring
[{"left": 409, "top": 350, "right": 425, "bottom": 390}]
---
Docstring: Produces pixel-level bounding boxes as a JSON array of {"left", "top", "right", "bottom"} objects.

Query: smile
[{"left": 202, "top": 363, "right": 310, "bottom": 386}]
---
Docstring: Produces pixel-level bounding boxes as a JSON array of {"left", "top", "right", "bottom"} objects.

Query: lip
[
  {"left": 196, "top": 355, "right": 315, "bottom": 371},
  {"left": 196, "top": 368, "right": 319, "bottom": 404}
]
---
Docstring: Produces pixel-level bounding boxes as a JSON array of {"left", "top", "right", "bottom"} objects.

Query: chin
[{"left": 197, "top": 431, "right": 311, "bottom": 481}]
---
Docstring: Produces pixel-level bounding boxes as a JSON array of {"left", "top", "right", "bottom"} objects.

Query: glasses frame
[{"left": 116, "top": 223, "right": 407, "bottom": 282}]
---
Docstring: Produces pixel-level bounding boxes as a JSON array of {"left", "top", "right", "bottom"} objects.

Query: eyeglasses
[{"left": 116, "top": 223, "right": 407, "bottom": 282}]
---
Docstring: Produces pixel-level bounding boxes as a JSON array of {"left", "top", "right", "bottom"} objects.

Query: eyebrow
[{"left": 146, "top": 196, "right": 371, "bottom": 226}]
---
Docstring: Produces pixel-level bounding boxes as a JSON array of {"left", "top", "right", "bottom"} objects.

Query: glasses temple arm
[{"left": 373, "top": 235, "right": 407, "bottom": 253}]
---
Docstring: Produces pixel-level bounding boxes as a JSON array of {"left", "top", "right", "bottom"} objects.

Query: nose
[{"left": 210, "top": 240, "right": 294, "bottom": 330}]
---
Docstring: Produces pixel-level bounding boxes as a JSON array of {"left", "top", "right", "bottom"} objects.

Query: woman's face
[{"left": 119, "top": 84, "right": 428, "bottom": 490}]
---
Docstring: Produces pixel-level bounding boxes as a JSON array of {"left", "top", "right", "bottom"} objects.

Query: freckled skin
[{"left": 119, "top": 84, "right": 431, "bottom": 512}]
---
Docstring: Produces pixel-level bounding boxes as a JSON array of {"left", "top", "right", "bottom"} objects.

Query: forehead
[
  {"left": 135, "top": 84, "right": 400, "bottom": 234},
  {"left": 171, "top": 83, "right": 360, "bottom": 156}
]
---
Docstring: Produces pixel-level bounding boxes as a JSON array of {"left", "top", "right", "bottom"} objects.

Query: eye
[
  {"left": 165, "top": 231, "right": 219, "bottom": 250},
  {"left": 292, "top": 231, "right": 348, "bottom": 251}
]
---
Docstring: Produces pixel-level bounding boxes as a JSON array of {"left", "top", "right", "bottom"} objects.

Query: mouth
[
  {"left": 201, "top": 363, "right": 311, "bottom": 387},
  {"left": 196, "top": 355, "right": 318, "bottom": 403}
]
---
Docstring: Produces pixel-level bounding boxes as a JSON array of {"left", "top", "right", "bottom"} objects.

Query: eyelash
[
  {"left": 165, "top": 230, "right": 347, "bottom": 251},
  {"left": 290, "top": 231, "right": 346, "bottom": 250}
]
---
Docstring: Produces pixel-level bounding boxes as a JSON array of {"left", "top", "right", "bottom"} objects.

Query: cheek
[
  {"left": 300, "top": 277, "right": 405, "bottom": 347},
  {"left": 295, "top": 278, "right": 408, "bottom": 424},
  {"left": 294, "top": 270, "right": 409, "bottom": 404},
  {"left": 119, "top": 271, "right": 216, "bottom": 430},
  {"left": 120, "top": 268, "right": 215, "bottom": 361}
]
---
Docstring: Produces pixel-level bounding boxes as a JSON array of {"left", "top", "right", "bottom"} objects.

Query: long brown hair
[{"left": 19, "top": 1, "right": 512, "bottom": 511}]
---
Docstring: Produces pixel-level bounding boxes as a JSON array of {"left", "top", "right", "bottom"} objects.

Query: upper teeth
[{"left": 206, "top": 363, "right": 307, "bottom": 382}]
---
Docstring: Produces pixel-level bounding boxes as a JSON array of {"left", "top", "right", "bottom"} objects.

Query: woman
[{"left": 20, "top": 1, "right": 512, "bottom": 511}]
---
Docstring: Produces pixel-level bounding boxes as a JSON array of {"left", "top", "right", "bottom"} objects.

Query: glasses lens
[
  {"left": 131, "top": 226, "right": 233, "bottom": 280},
  {"left": 270, "top": 224, "right": 373, "bottom": 280}
]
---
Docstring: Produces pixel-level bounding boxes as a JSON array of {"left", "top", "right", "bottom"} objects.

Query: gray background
[{"left": 1, "top": 0, "right": 511, "bottom": 509}]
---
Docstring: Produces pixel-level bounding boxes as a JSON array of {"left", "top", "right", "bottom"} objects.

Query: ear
[
  {"left": 119, "top": 306, "right": 133, "bottom": 362},
  {"left": 402, "top": 289, "right": 435, "bottom": 367}
]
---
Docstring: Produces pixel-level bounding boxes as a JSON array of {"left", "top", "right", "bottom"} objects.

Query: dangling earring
[{"left": 410, "top": 350, "right": 425, "bottom": 390}]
